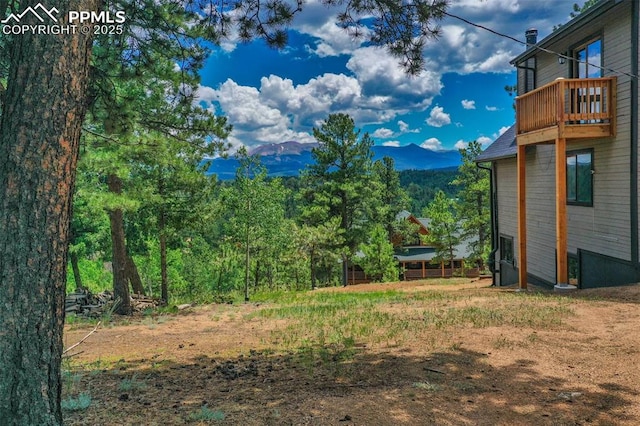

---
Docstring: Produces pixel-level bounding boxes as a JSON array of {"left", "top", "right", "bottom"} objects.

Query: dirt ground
[{"left": 63, "top": 278, "right": 640, "bottom": 425}]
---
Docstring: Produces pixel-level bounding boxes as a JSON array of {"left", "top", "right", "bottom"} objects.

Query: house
[
  {"left": 346, "top": 211, "right": 480, "bottom": 284},
  {"left": 477, "top": 0, "right": 639, "bottom": 289}
]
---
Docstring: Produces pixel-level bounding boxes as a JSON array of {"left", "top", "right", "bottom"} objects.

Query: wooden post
[
  {"left": 517, "top": 144, "right": 528, "bottom": 289},
  {"left": 556, "top": 138, "right": 568, "bottom": 285},
  {"left": 422, "top": 261, "right": 426, "bottom": 278}
]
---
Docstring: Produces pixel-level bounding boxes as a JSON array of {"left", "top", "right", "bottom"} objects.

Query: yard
[{"left": 62, "top": 278, "right": 640, "bottom": 425}]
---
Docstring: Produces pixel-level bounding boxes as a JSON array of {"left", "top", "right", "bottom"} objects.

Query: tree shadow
[{"left": 64, "top": 346, "right": 638, "bottom": 425}]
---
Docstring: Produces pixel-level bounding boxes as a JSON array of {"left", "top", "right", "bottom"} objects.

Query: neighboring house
[
  {"left": 477, "top": 0, "right": 640, "bottom": 289},
  {"left": 346, "top": 211, "right": 479, "bottom": 284}
]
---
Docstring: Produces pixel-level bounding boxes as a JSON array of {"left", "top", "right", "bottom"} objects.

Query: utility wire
[{"left": 443, "top": 11, "right": 639, "bottom": 80}]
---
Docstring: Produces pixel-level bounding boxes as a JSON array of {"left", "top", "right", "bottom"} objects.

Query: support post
[
  {"left": 517, "top": 144, "right": 528, "bottom": 289},
  {"left": 555, "top": 138, "right": 568, "bottom": 286}
]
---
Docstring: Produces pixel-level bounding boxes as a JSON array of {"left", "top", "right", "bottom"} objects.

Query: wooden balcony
[{"left": 516, "top": 77, "right": 616, "bottom": 145}]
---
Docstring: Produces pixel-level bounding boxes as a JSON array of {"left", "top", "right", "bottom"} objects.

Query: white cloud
[
  {"left": 477, "top": 136, "right": 493, "bottom": 147},
  {"left": 346, "top": 46, "right": 442, "bottom": 110},
  {"left": 421, "top": 137, "right": 444, "bottom": 151},
  {"left": 426, "top": 106, "right": 451, "bottom": 128},
  {"left": 373, "top": 128, "right": 394, "bottom": 138},
  {"left": 461, "top": 99, "right": 476, "bottom": 110},
  {"left": 397, "top": 120, "right": 419, "bottom": 134},
  {"left": 498, "top": 126, "right": 510, "bottom": 136},
  {"left": 382, "top": 141, "right": 400, "bottom": 147},
  {"left": 454, "top": 140, "right": 468, "bottom": 150},
  {"left": 485, "top": 106, "right": 499, "bottom": 111}
]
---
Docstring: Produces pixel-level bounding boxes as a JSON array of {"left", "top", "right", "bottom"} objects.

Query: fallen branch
[
  {"left": 63, "top": 351, "right": 85, "bottom": 359},
  {"left": 63, "top": 321, "right": 101, "bottom": 355}
]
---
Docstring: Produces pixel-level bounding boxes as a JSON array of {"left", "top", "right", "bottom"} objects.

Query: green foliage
[
  {"left": 189, "top": 406, "right": 225, "bottom": 422},
  {"left": 301, "top": 113, "right": 377, "bottom": 283},
  {"left": 399, "top": 168, "right": 458, "bottom": 214},
  {"left": 371, "top": 156, "right": 411, "bottom": 237},
  {"left": 134, "top": 242, "right": 189, "bottom": 300},
  {"left": 221, "top": 150, "right": 289, "bottom": 300},
  {"left": 452, "top": 141, "right": 490, "bottom": 268},
  {"left": 359, "top": 224, "right": 399, "bottom": 282},
  {"left": 66, "top": 259, "right": 112, "bottom": 294},
  {"left": 554, "top": 0, "right": 600, "bottom": 31},
  {"left": 118, "top": 375, "right": 147, "bottom": 393},
  {"left": 422, "top": 191, "right": 461, "bottom": 267},
  {"left": 61, "top": 393, "right": 92, "bottom": 412}
]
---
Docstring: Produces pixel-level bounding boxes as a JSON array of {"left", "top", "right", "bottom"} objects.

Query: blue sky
[{"left": 195, "top": 0, "right": 577, "bottom": 152}]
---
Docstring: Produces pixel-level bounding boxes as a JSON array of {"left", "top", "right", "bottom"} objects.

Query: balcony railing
[{"left": 516, "top": 77, "right": 616, "bottom": 145}]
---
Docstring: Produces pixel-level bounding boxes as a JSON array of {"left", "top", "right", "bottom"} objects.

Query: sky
[{"left": 195, "top": 0, "right": 578, "bottom": 152}]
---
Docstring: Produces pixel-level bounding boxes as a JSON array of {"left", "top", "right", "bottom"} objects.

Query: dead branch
[{"left": 63, "top": 321, "right": 101, "bottom": 355}]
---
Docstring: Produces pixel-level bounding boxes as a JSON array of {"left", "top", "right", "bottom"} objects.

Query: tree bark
[
  {"left": 70, "top": 251, "right": 85, "bottom": 291},
  {"left": 126, "top": 255, "right": 145, "bottom": 295},
  {"left": 0, "top": 0, "right": 97, "bottom": 423},
  {"left": 159, "top": 225, "right": 168, "bottom": 303},
  {"left": 107, "top": 174, "right": 132, "bottom": 315}
]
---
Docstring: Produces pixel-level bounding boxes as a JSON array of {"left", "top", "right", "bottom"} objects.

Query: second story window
[
  {"left": 575, "top": 38, "right": 602, "bottom": 78},
  {"left": 567, "top": 149, "right": 594, "bottom": 206}
]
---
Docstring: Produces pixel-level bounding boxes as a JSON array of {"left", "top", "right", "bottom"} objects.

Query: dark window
[
  {"left": 499, "top": 235, "right": 514, "bottom": 264},
  {"left": 524, "top": 57, "right": 536, "bottom": 93},
  {"left": 567, "top": 150, "right": 593, "bottom": 205}
]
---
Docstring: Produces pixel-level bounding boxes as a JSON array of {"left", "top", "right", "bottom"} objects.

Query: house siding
[{"left": 501, "top": 1, "right": 637, "bottom": 287}]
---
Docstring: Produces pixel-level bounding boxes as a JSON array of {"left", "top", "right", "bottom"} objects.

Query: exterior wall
[{"left": 504, "top": 1, "right": 636, "bottom": 286}]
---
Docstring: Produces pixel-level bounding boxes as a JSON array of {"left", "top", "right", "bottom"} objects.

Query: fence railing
[{"left": 516, "top": 77, "right": 616, "bottom": 136}]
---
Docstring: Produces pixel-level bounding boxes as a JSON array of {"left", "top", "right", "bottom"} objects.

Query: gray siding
[{"left": 499, "top": 1, "right": 636, "bottom": 285}]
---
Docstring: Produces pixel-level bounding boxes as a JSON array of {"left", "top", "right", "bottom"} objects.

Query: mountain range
[{"left": 204, "top": 141, "right": 461, "bottom": 179}]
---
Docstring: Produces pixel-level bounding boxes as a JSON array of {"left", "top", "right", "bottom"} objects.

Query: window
[
  {"left": 567, "top": 150, "right": 593, "bottom": 205},
  {"left": 499, "top": 235, "right": 514, "bottom": 264},
  {"left": 575, "top": 38, "right": 602, "bottom": 78}
]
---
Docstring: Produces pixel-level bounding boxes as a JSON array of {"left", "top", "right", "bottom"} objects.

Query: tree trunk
[
  {"left": 108, "top": 174, "right": 132, "bottom": 315},
  {"left": 126, "top": 255, "right": 145, "bottom": 295},
  {"left": 310, "top": 251, "right": 317, "bottom": 290},
  {"left": 0, "top": 0, "right": 97, "bottom": 423},
  {"left": 70, "top": 251, "right": 85, "bottom": 291},
  {"left": 160, "top": 227, "right": 168, "bottom": 304}
]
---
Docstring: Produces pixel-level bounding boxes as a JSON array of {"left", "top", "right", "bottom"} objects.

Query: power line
[{"left": 443, "top": 11, "right": 639, "bottom": 80}]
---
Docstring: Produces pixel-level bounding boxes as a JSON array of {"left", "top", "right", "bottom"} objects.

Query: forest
[{"left": 68, "top": 113, "right": 489, "bottom": 310}]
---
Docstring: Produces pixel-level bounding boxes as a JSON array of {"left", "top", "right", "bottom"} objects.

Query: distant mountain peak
[
  {"left": 248, "top": 141, "right": 318, "bottom": 156},
  {"left": 207, "top": 141, "right": 461, "bottom": 179}
]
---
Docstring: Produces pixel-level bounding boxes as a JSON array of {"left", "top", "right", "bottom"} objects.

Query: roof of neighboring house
[
  {"left": 394, "top": 241, "right": 474, "bottom": 262},
  {"left": 511, "top": 0, "right": 620, "bottom": 65},
  {"left": 475, "top": 124, "right": 517, "bottom": 162},
  {"left": 396, "top": 210, "right": 430, "bottom": 233}
]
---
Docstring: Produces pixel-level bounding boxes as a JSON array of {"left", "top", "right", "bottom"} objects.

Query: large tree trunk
[
  {"left": 0, "top": 0, "right": 97, "bottom": 423},
  {"left": 108, "top": 174, "right": 132, "bottom": 315}
]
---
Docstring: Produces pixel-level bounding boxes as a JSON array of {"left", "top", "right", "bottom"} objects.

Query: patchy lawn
[{"left": 62, "top": 278, "right": 640, "bottom": 425}]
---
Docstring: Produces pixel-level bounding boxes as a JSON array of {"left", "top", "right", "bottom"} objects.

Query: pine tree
[
  {"left": 359, "top": 224, "right": 398, "bottom": 282},
  {"left": 301, "top": 113, "right": 375, "bottom": 285},
  {"left": 423, "top": 191, "right": 461, "bottom": 273},
  {"left": 451, "top": 141, "right": 490, "bottom": 269},
  {"left": 0, "top": 0, "right": 448, "bottom": 421}
]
